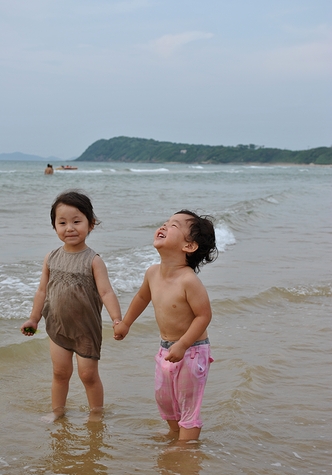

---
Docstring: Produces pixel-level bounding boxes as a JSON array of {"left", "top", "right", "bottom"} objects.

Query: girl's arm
[
  {"left": 92, "top": 255, "right": 122, "bottom": 323},
  {"left": 114, "top": 268, "right": 152, "bottom": 340},
  {"left": 21, "top": 254, "right": 50, "bottom": 336},
  {"left": 165, "top": 275, "right": 212, "bottom": 362}
]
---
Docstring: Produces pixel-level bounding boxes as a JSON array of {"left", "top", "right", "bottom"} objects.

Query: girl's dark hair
[
  {"left": 175, "top": 209, "right": 218, "bottom": 273},
  {"left": 50, "top": 190, "right": 100, "bottom": 229}
]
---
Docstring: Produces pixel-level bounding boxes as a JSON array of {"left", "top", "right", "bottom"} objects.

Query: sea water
[{"left": 0, "top": 160, "right": 331, "bottom": 474}]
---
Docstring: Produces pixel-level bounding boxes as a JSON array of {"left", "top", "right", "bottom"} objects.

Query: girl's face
[{"left": 54, "top": 204, "right": 93, "bottom": 251}]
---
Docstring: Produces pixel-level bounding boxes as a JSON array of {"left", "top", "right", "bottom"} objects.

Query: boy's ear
[{"left": 183, "top": 241, "right": 198, "bottom": 254}]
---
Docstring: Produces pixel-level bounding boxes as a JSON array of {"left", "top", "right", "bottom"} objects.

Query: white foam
[
  {"left": 222, "top": 168, "right": 242, "bottom": 173},
  {"left": 78, "top": 169, "right": 103, "bottom": 173},
  {"left": 248, "top": 165, "right": 271, "bottom": 169},
  {"left": 0, "top": 276, "right": 34, "bottom": 292},
  {"left": 0, "top": 457, "right": 9, "bottom": 467},
  {"left": 129, "top": 168, "right": 169, "bottom": 173},
  {"left": 293, "top": 452, "right": 302, "bottom": 459},
  {"left": 215, "top": 223, "right": 236, "bottom": 252},
  {"left": 55, "top": 169, "right": 103, "bottom": 174},
  {"left": 266, "top": 197, "right": 279, "bottom": 204},
  {"left": 106, "top": 224, "right": 236, "bottom": 293},
  {"left": 105, "top": 246, "right": 160, "bottom": 293}
]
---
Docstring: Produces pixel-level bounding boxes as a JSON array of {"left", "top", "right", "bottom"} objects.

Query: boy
[{"left": 114, "top": 210, "right": 217, "bottom": 441}]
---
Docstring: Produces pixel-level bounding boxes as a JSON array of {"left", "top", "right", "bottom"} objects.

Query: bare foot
[
  {"left": 152, "top": 428, "right": 178, "bottom": 443},
  {"left": 41, "top": 406, "right": 65, "bottom": 423},
  {"left": 87, "top": 406, "right": 104, "bottom": 423}
]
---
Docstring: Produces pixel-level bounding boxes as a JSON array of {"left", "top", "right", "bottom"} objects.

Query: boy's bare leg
[
  {"left": 167, "top": 420, "right": 201, "bottom": 441},
  {"left": 178, "top": 426, "right": 201, "bottom": 441},
  {"left": 167, "top": 420, "right": 180, "bottom": 437}
]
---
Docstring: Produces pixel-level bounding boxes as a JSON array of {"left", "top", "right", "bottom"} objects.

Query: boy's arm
[
  {"left": 165, "top": 276, "right": 212, "bottom": 363},
  {"left": 92, "top": 255, "right": 122, "bottom": 323},
  {"left": 114, "top": 268, "right": 152, "bottom": 340},
  {"left": 21, "top": 254, "right": 50, "bottom": 335}
]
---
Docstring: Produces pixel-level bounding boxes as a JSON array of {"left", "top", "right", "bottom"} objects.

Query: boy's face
[{"left": 154, "top": 213, "right": 192, "bottom": 250}]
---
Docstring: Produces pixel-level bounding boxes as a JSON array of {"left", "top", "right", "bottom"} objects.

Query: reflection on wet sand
[
  {"left": 44, "top": 418, "right": 112, "bottom": 474},
  {"left": 156, "top": 441, "right": 209, "bottom": 475}
]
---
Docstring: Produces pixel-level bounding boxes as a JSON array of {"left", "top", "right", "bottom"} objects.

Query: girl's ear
[
  {"left": 183, "top": 241, "right": 198, "bottom": 254},
  {"left": 89, "top": 219, "right": 96, "bottom": 233}
]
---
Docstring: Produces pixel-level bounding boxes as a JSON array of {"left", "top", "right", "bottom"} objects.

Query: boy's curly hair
[{"left": 175, "top": 209, "right": 218, "bottom": 273}]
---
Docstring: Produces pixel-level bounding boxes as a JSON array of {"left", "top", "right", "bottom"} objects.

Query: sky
[{"left": 1, "top": 0, "right": 331, "bottom": 159}]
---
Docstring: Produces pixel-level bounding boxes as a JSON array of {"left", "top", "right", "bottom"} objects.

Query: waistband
[{"left": 160, "top": 338, "right": 210, "bottom": 349}]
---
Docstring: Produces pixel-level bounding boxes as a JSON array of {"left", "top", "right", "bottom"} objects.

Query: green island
[{"left": 75, "top": 136, "right": 332, "bottom": 165}]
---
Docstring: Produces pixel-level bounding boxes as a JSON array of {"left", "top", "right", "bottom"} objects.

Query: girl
[{"left": 21, "top": 190, "right": 121, "bottom": 422}]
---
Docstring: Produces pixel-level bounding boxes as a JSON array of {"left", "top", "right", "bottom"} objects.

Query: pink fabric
[{"left": 154, "top": 344, "right": 213, "bottom": 429}]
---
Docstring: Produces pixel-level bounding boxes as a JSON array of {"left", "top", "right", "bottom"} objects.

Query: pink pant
[{"left": 154, "top": 342, "right": 213, "bottom": 429}]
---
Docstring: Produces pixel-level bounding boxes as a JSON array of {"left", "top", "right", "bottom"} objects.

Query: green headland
[{"left": 75, "top": 136, "right": 332, "bottom": 165}]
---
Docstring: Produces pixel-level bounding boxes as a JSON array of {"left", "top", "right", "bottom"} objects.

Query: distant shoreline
[{"left": 0, "top": 159, "right": 331, "bottom": 168}]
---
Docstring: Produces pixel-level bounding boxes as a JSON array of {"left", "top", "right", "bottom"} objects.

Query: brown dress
[{"left": 42, "top": 247, "right": 103, "bottom": 359}]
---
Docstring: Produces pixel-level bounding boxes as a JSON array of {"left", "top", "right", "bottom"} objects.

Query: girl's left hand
[{"left": 21, "top": 321, "right": 38, "bottom": 336}]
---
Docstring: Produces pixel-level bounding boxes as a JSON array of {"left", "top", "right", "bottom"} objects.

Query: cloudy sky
[{"left": 1, "top": 0, "right": 331, "bottom": 158}]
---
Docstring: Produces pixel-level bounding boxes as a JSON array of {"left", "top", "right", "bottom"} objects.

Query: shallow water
[{"left": 0, "top": 161, "right": 331, "bottom": 474}]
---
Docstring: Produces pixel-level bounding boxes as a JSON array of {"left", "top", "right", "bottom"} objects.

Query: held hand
[
  {"left": 20, "top": 320, "right": 38, "bottom": 336},
  {"left": 113, "top": 321, "right": 130, "bottom": 341},
  {"left": 164, "top": 341, "right": 187, "bottom": 363}
]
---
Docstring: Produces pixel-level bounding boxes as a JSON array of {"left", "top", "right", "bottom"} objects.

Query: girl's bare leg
[
  {"left": 76, "top": 355, "right": 104, "bottom": 421},
  {"left": 42, "top": 340, "right": 73, "bottom": 422}
]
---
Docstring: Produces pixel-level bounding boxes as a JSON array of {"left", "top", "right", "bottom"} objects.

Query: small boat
[{"left": 55, "top": 165, "right": 78, "bottom": 170}]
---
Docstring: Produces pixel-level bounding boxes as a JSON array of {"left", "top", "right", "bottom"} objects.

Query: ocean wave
[
  {"left": 212, "top": 283, "right": 332, "bottom": 313},
  {"left": 247, "top": 165, "right": 272, "bottom": 169},
  {"left": 0, "top": 219, "right": 236, "bottom": 318},
  {"left": 106, "top": 223, "right": 235, "bottom": 293},
  {"left": 278, "top": 284, "right": 332, "bottom": 298},
  {"left": 129, "top": 168, "right": 169, "bottom": 173},
  {"left": 0, "top": 263, "right": 41, "bottom": 320},
  {"left": 77, "top": 169, "right": 103, "bottom": 174},
  {"left": 104, "top": 246, "right": 160, "bottom": 293},
  {"left": 215, "top": 222, "right": 236, "bottom": 251},
  {"left": 0, "top": 338, "right": 49, "bottom": 360},
  {"left": 220, "top": 168, "right": 242, "bottom": 174},
  {"left": 218, "top": 192, "right": 286, "bottom": 230},
  {"left": 187, "top": 168, "right": 242, "bottom": 174},
  {"left": 55, "top": 169, "right": 103, "bottom": 174},
  {"left": 54, "top": 169, "right": 78, "bottom": 173}
]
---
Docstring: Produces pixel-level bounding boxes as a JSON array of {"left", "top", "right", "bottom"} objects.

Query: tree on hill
[{"left": 75, "top": 137, "right": 332, "bottom": 165}]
